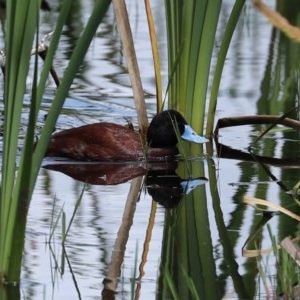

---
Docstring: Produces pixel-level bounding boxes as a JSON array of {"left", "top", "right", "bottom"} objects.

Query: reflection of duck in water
[
  {"left": 45, "top": 110, "right": 208, "bottom": 161},
  {"left": 146, "top": 171, "right": 207, "bottom": 209},
  {"left": 43, "top": 162, "right": 149, "bottom": 185},
  {"left": 43, "top": 161, "right": 207, "bottom": 208}
]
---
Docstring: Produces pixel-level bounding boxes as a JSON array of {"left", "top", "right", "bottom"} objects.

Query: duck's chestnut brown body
[{"left": 46, "top": 123, "right": 145, "bottom": 160}]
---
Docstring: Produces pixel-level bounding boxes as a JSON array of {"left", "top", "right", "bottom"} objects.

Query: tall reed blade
[
  {"left": 0, "top": 0, "right": 112, "bottom": 283},
  {"left": 0, "top": 0, "right": 40, "bottom": 281},
  {"left": 165, "top": 0, "right": 221, "bottom": 133},
  {"left": 206, "top": 0, "right": 245, "bottom": 136}
]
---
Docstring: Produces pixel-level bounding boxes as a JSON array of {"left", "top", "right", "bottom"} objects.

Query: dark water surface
[{"left": 7, "top": 0, "right": 300, "bottom": 299}]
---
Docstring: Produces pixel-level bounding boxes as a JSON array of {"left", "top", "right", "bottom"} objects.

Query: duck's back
[{"left": 46, "top": 123, "right": 144, "bottom": 161}]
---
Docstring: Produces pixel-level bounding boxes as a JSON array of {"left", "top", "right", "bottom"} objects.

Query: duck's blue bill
[
  {"left": 180, "top": 178, "right": 208, "bottom": 194},
  {"left": 181, "top": 125, "right": 209, "bottom": 143}
]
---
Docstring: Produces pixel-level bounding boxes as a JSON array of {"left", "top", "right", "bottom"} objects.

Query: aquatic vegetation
[{"left": 0, "top": 0, "right": 111, "bottom": 283}]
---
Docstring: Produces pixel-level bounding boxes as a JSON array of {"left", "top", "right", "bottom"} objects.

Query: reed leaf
[
  {"left": 165, "top": 0, "right": 221, "bottom": 133},
  {"left": 0, "top": 0, "right": 40, "bottom": 281},
  {"left": 206, "top": 0, "right": 246, "bottom": 136},
  {"left": 32, "top": 0, "right": 111, "bottom": 194},
  {"left": 144, "top": 0, "right": 163, "bottom": 112},
  {"left": 0, "top": 0, "right": 112, "bottom": 283},
  {"left": 62, "top": 185, "right": 85, "bottom": 243},
  {"left": 243, "top": 196, "right": 300, "bottom": 222}
]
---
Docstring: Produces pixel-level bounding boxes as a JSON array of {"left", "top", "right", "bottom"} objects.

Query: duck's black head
[
  {"left": 147, "top": 110, "right": 186, "bottom": 148},
  {"left": 147, "top": 109, "right": 208, "bottom": 148}
]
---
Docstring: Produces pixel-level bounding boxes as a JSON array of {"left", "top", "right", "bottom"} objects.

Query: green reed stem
[
  {"left": 0, "top": 0, "right": 112, "bottom": 283},
  {"left": 165, "top": 0, "right": 221, "bottom": 134},
  {"left": 0, "top": 0, "right": 40, "bottom": 281},
  {"left": 206, "top": 0, "right": 246, "bottom": 136},
  {"left": 31, "top": 0, "right": 111, "bottom": 194},
  {"left": 144, "top": 0, "right": 163, "bottom": 112}
]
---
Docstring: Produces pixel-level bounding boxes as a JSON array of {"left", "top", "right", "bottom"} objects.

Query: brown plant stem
[
  {"left": 112, "top": 0, "right": 148, "bottom": 141},
  {"left": 214, "top": 115, "right": 300, "bottom": 136},
  {"left": 102, "top": 176, "right": 143, "bottom": 295},
  {"left": 253, "top": 0, "right": 300, "bottom": 42}
]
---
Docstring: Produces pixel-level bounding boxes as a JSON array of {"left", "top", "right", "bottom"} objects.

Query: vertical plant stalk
[
  {"left": 0, "top": 0, "right": 40, "bottom": 282},
  {"left": 182, "top": 1, "right": 207, "bottom": 118},
  {"left": 189, "top": 1, "right": 221, "bottom": 131},
  {"left": 103, "top": 177, "right": 142, "bottom": 293},
  {"left": 164, "top": 1, "right": 180, "bottom": 108},
  {"left": 32, "top": 0, "right": 111, "bottom": 193},
  {"left": 206, "top": 0, "right": 245, "bottom": 137},
  {"left": 112, "top": 0, "right": 148, "bottom": 139},
  {"left": 253, "top": 0, "right": 300, "bottom": 41},
  {"left": 165, "top": 0, "right": 221, "bottom": 133},
  {"left": 207, "top": 158, "right": 249, "bottom": 298},
  {"left": 2, "top": 0, "right": 74, "bottom": 283},
  {"left": 1, "top": 0, "right": 112, "bottom": 283},
  {"left": 144, "top": 0, "right": 163, "bottom": 112},
  {"left": 135, "top": 200, "right": 157, "bottom": 298}
]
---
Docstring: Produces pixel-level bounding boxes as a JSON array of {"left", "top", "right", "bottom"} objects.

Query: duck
[{"left": 45, "top": 109, "right": 208, "bottom": 161}]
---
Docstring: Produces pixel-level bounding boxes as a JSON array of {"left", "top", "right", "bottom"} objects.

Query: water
[{"left": 3, "top": 0, "right": 300, "bottom": 299}]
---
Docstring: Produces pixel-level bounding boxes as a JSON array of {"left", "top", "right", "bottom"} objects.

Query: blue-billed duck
[{"left": 45, "top": 109, "right": 208, "bottom": 161}]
